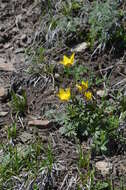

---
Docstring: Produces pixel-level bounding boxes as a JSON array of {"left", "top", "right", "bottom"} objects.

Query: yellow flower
[
  {"left": 76, "top": 84, "right": 82, "bottom": 92},
  {"left": 84, "top": 91, "right": 92, "bottom": 101},
  {"left": 76, "top": 80, "right": 88, "bottom": 92},
  {"left": 60, "top": 53, "right": 75, "bottom": 67},
  {"left": 81, "top": 81, "right": 88, "bottom": 91},
  {"left": 57, "top": 88, "right": 71, "bottom": 101}
]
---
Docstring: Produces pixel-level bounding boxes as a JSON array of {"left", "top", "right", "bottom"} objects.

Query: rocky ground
[{"left": 0, "top": 0, "right": 126, "bottom": 189}]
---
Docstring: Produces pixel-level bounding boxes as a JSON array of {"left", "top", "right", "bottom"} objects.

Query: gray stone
[{"left": 95, "top": 160, "right": 112, "bottom": 176}]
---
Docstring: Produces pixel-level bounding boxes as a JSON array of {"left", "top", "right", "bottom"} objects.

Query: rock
[
  {"left": 19, "top": 132, "right": 34, "bottom": 143},
  {"left": 97, "top": 90, "right": 106, "bottom": 97},
  {"left": 0, "top": 87, "right": 6, "bottom": 97},
  {"left": 71, "top": 42, "right": 90, "bottom": 52},
  {"left": 0, "top": 111, "right": 8, "bottom": 116},
  {"left": 15, "top": 48, "right": 25, "bottom": 54},
  {"left": 21, "top": 34, "right": 27, "bottom": 42},
  {"left": 0, "top": 63, "right": 16, "bottom": 72},
  {"left": 28, "top": 119, "right": 51, "bottom": 129},
  {"left": 95, "top": 161, "right": 112, "bottom": 176},
  {"left": 0, "top": 57, "right": 16, "bottom": 72},
  {"left": 4, "top": 43, "right": 12, "bottom": 49},
  {"left": 54, "top": 73, "right": 60, "bottom": 79}
]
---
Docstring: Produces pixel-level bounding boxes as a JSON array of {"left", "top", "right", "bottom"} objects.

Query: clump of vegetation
[
  {"left": 57, "top": 96, "right": 123, "bottom": 155},
  {"left": 32, "top": 0, "right": 126, "bottom": 54},
  {"left": 0, "top": 141, "right": 54, "bottom": 190},
  {"left": 10, "top": 90, "right": 27, "bottom": 116},
  {"left": 77, "top": 146, "right": 125, "bottom": 189},
  {"left": 27, "top": 0, "right": 126, "bottom": 77},
  {"left": 7, "top": 123, "right": 17, "bottom": 140},
  {"left": 88, "top": 0, "right": 126, "bottom": 48},
  {"left": 37, "top": 0, "right": 90, "bottom": 48},
  {"left": 46, "top": 53, "right": 126, "bottom": 155}
]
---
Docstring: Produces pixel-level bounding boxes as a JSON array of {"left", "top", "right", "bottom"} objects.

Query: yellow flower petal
[
  {"left": 84, "top": 91, "right": 92, "bottom": 101},
  {"left": 76, "top": 84, "right": 82, "bottom": 91},
  {"left": 63, "top": 55, "right": 71, "bottom": 65},
  {"left": 58, "top": 88, "right": 64, "bottom": 94},
  {"left": 60, "top": 53, "right": 75, "bottom": 67},
  {"left": 81, "top": 81, "right": 88, "bottom": 91},
  {"left": 57, "top": 88, "right": 71, "bottom": 101},
  {"left": 70, "top": 53, "right": 75, "bottom": 65}
]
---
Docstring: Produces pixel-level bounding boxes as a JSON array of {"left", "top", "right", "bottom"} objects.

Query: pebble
[
  {"left": 4, "top": 43, "right": 11, "bottom": 49},
  {"left": 95, "top": 160, "right": 112, "bottom": 176},
  {"left": 0, "top": 63, "right": 16, "bottom": 72},
  {"left": 0, "top": 87, "right": 6, "bottom": 98},
  {"left": 0, "top": 111, "right": 8, "bottom": 116},
  {"left": 15, "top": 48, "right": 25, "bottom": 54},
  {"left": 21, "top": 34, "right": 27, "bottom": 42},
  {"left": 28, "top": 119, "right": 51, "bottom": 129}
]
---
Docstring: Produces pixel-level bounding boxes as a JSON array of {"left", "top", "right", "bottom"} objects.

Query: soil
[{"left": 0, "top": 0, "right": 126, "bottom": 189}]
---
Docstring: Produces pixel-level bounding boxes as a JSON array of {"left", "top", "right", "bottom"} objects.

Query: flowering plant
[
  {"left": 47, "top": 52, "right": 123, "bottom": 155},
  {"left": 57, "top": 88, "right": 71, "bottom": 101},
  {"left": 60, "top": 53, "right": 75, "bottom": 67}
]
